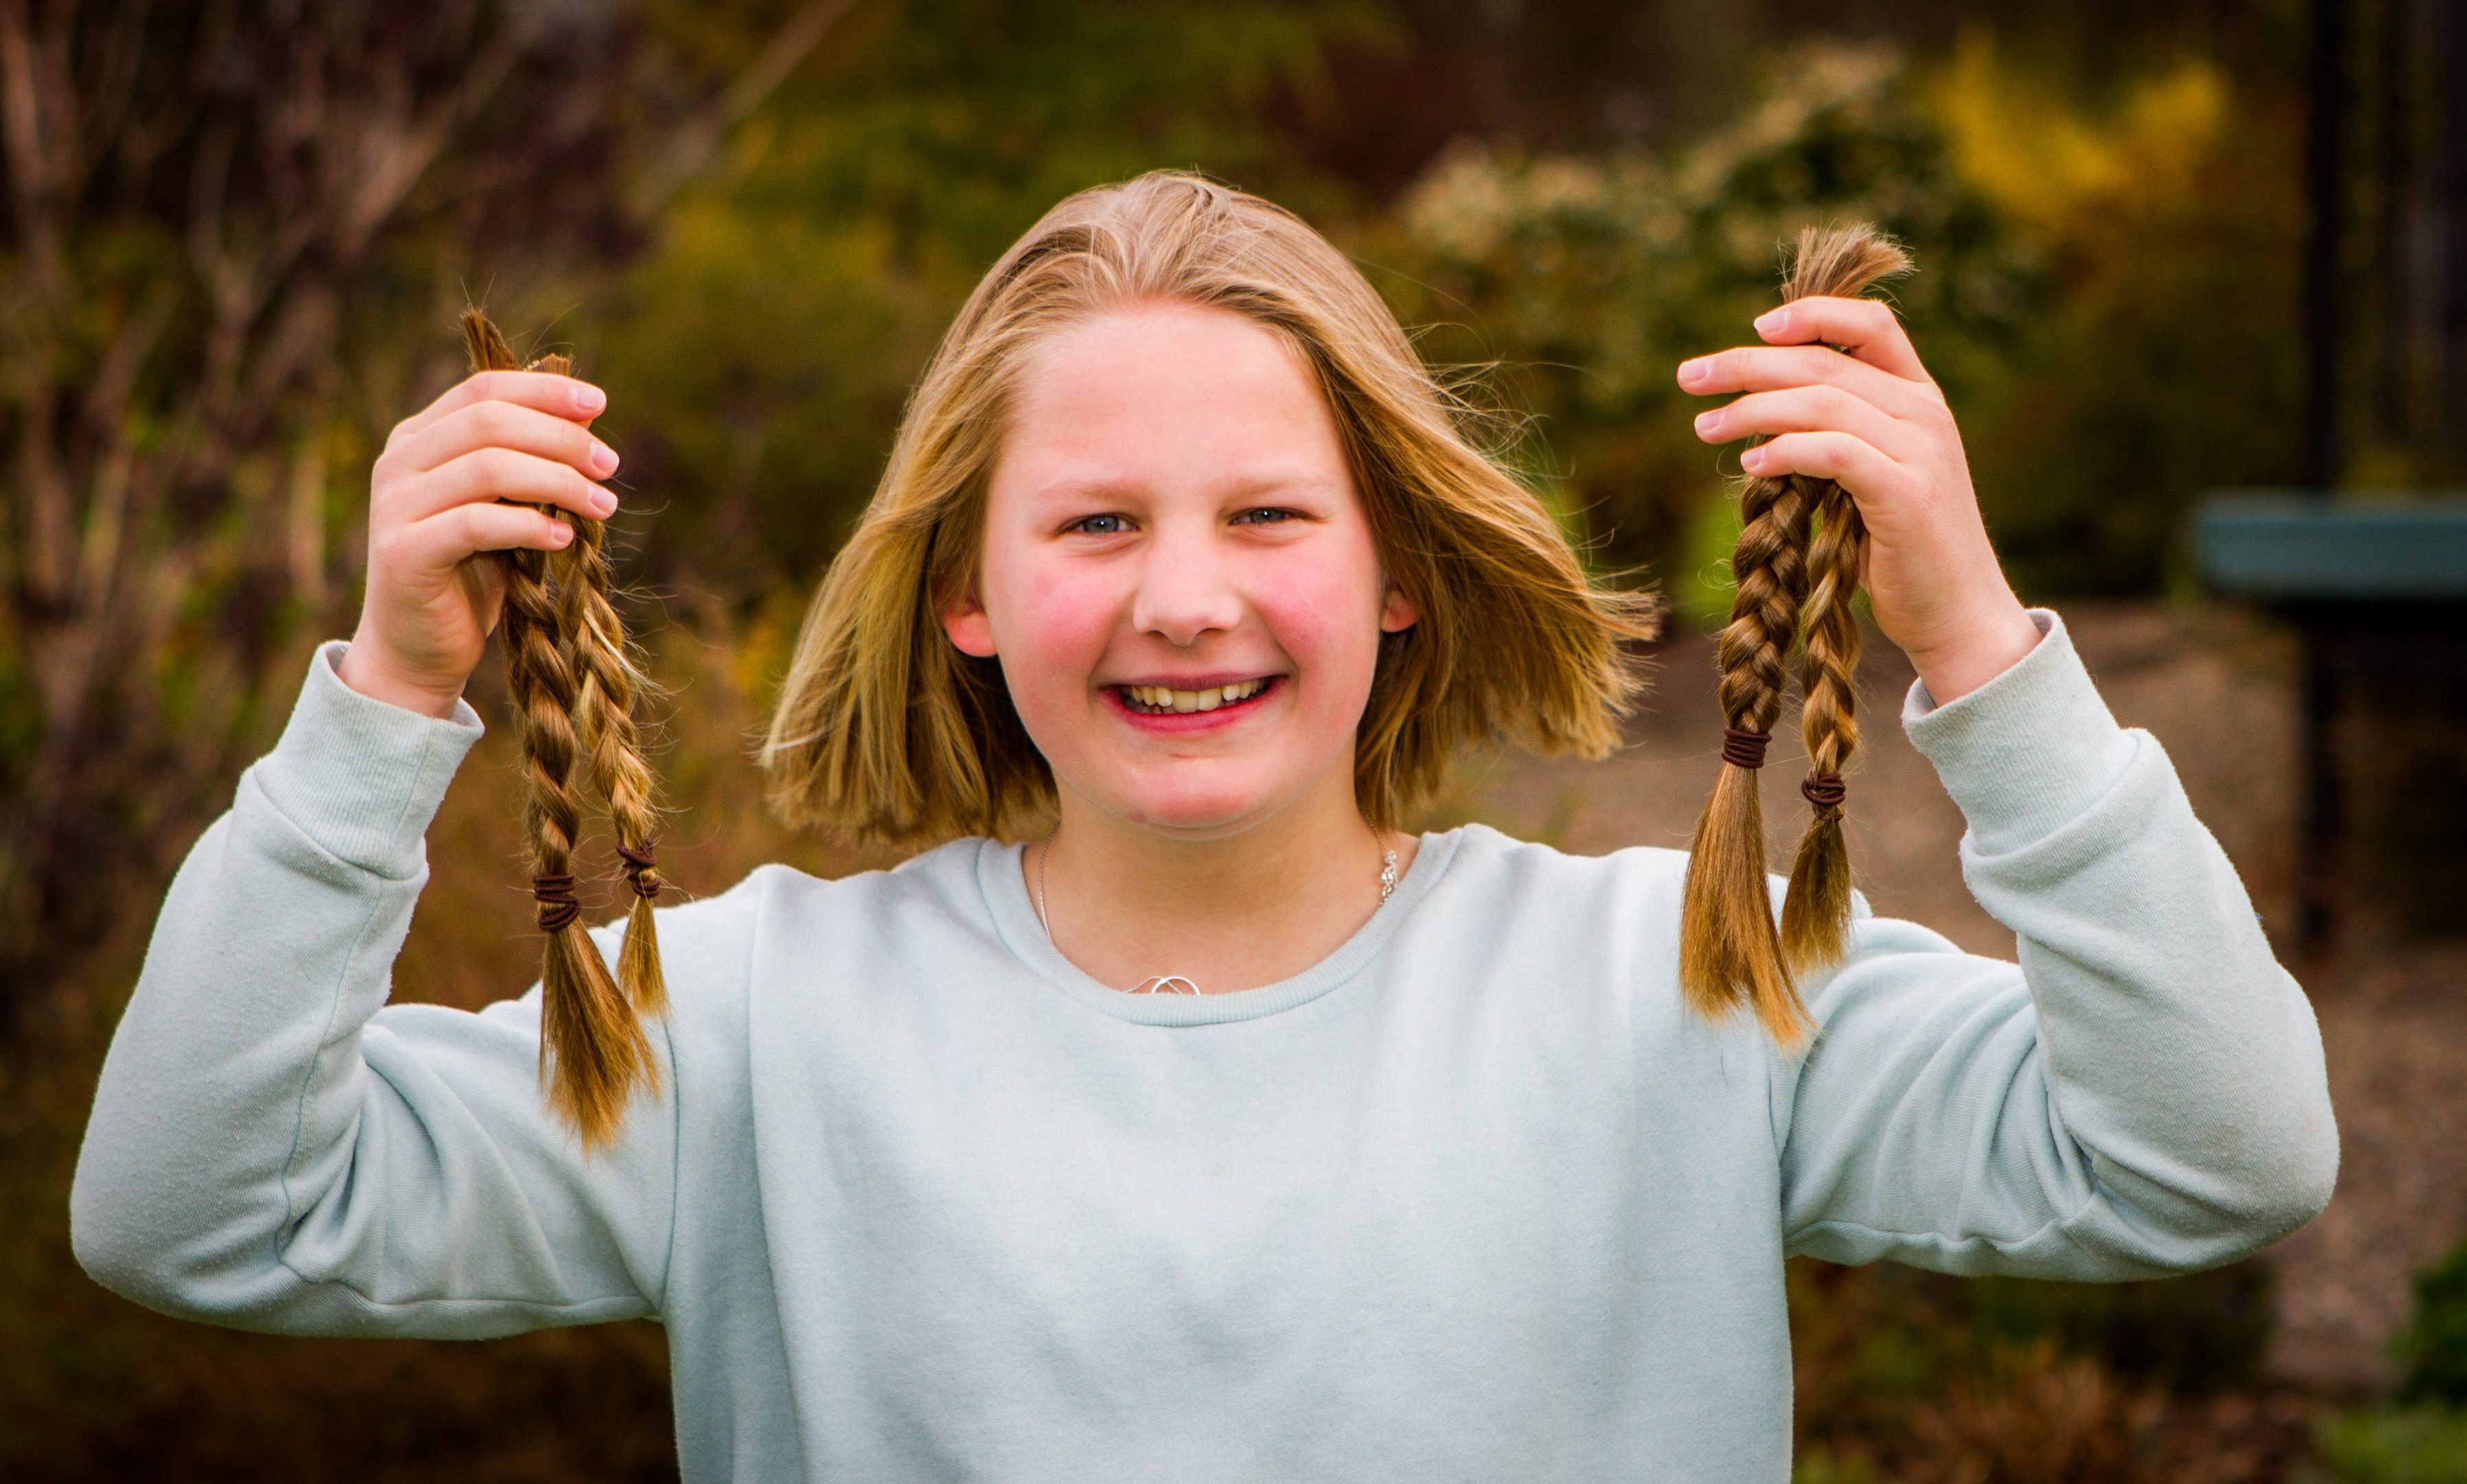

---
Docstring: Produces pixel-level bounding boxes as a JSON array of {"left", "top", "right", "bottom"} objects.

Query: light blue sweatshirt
[{"left": 72, "top": 611, "right": 2337, "bottom": 1481}]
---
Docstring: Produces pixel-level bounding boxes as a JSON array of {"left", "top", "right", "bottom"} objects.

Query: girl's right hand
[{"left": 337, "top": 371, "right": 622, "bottom": 717}]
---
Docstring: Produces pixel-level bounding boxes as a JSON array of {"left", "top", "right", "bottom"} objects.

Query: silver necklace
[{"left": 1033, "top": 840, "right": 1401, "bottom": 996}]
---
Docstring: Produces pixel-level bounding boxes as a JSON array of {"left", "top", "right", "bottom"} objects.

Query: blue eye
[
  {"left": 1233, "top": 508, "right": 1298, "bottom": 526},
  {"left": 1072, "top": 513, "right": 1128, "bottom": 535}
]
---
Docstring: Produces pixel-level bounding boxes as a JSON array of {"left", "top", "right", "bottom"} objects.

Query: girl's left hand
[{"left": 1678, "top": 297, "right": 2042, "bottom": 704}]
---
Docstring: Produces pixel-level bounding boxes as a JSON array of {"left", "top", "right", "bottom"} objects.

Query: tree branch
[{"left": 626, "top": 0, "right": 853, "bottom": 225}]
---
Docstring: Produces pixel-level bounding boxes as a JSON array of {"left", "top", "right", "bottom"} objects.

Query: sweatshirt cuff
[
  {"left": 1901, "top": 609, "right": 2137, "bottom": 857},
  {"left": 247, "top": 640, "right": 486, "bottom": 878}
]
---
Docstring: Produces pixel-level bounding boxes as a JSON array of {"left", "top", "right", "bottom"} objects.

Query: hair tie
[
  {"left": 1800, "top": 771, "right": 1847, "bottom": 813},
  {"left": 1720, "top": 727, "right": 1771, "bottom": 770},
  {"left": 616, "top": 840, "right": 662, "bottom": 901},
  {"left": 531, "top": 873, "right": 581, "bottom": 933}
]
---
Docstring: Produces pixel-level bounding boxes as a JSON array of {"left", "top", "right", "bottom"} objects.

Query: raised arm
[
  {"left": 71, "top": 642, "right": 677, "bottom": 1335},
  {"left": 1680, "top": 289, "right": 2335, "bottom": 1277},
  {"left": 73, "top": 360, "right": 676, "bottom": 1337},
  {"left": 1772, "top": 614, "right": 2336, "bottom": 1277}
]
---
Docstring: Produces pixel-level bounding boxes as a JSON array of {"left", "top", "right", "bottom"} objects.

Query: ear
[
  {"left": 1379, "top": 581, "right": 1419, "bottom": 635},
  {"left": 940, "top": 581, "right": 998, "bottom": 657}
]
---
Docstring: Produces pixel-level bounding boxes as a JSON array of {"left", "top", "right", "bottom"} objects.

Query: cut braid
[
  {"left": 1782, "top": 488, "right": 1863, "bottom": 972},
  {"left": 1774, "top": 226, "right": 1911, "bottom": 978},
  {"left": 1678, "top": 466, "right": 1812, "bottom": 1044},
  {"left": 462, "top": 311, "right": 663, "bottom": 1148},
  {"left": 1679, "top": 223, "right": 1912, "bottom": 1046},
  {"left": 554, "top": 482, "right": 669, "bottom": 1020}
]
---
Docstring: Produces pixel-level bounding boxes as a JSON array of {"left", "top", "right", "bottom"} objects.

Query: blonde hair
[
  {"left": 762, "top": 171, "right": 1658, "bottom": 843},
  {"left": 1677, "top": 224, "right": 1910, "bottom": 1047}
]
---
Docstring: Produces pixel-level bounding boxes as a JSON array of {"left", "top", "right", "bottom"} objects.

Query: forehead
[{"left": 994, "top": 302, "right": 1351, "bottom": 496}]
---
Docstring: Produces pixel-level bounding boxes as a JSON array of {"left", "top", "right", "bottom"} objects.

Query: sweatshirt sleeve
[
  {"left": 70, "top": 642, "right": 677, "bottom": 1338},
  {"left": 1775, "top": 610, "right": 2339, "bottom": 1279}
]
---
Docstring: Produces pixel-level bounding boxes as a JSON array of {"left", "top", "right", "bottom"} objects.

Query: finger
[
  {"left": 1676, "top": 344, "right": 1933, "bottom": 416},
  {"left": 401, "top": 446, "right": 616, "bottom": 524},
  {"left": 1752, "top": 296, "right": 1929, "bottom": 383},
  {"left": 386, "top": 398, "right": 620, "bottom": 481},
  {"left": 399, "top": 500, "right": 576, "bottom": 572},
  {"left": 388, "top": 368, "right": 607, "bottom": 446},
  {"left": 1693, "top": 385, "right": 1917, "bottom": 458},
  {"left": 1739, "top": 431, "right": 1908, "bottom": 500}
]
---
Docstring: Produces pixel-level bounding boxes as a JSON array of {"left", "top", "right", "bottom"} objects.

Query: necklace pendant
[{"left": 1030, "top": 837, "right": 1404, "bottom": 999}]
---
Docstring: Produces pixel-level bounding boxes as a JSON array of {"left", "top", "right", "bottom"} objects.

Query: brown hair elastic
[
  {"left": 1720, "top": 728, "right": 1772, "bottom": 769},
  {"left": 616, "top": 841, "right": 662, "bottom": 901},
  {"left": 1800, "top": 772, "right": 1847, "bottom": 813},
  {"left": 531, "top": 873, "right": 582, "bottom": 933}
]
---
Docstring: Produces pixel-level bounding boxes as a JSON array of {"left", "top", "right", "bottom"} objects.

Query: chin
[{"left": 1114, "top": 772, "right": 1291, "bottom": 837}]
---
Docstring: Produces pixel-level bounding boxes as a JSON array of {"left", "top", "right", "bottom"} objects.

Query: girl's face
[{"left": 943, "top": 302, "right": 1416, "bottom": 840}]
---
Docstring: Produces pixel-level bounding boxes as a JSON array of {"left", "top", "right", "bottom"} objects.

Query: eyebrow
[{"left": 1026, "top": 470, "right": 1345, "bottom": 506}]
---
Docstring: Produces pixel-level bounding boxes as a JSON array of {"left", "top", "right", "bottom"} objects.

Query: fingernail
[
  {"left": 552, "top": 521, "right": 574, "bottom": 545},
  {"left": 574, "top": 383, "right": 607, "bottom": 415},
  {"left": 1677, "top": 357, "right": 1709, "bottom": 386},
  {"left": 1693, "top": 410, "right": 1719, "bottom": 436},
  {"left": 589, "top": 440, "right": 620, "bottom": 476},
  {"left": 591, "top": 488, "right": 619, "bottom": 517},
  {"left": 1741, "top": 446, "right": 1766, "bottom": 471},
  {"left": 1755, "top": 308, "right": 1787, "bottom": 335}
]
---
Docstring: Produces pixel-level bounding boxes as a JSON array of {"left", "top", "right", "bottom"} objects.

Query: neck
[{"left": 1034, "top": 767, "right": 1413, "bottom": 994}]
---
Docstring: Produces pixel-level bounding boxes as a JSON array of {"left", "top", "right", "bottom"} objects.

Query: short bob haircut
[{"left": 762, "top": 171, "right": 1658, "bottom": 844}]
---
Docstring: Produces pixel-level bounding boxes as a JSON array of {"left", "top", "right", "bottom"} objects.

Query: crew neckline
[{"left": 974, "top": 826, "right": 1464, "bottom": 1026}]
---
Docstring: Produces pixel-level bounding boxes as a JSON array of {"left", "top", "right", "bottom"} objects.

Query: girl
[{"left": 73, "top": 173, "right": 2336, "bottom": 1481}]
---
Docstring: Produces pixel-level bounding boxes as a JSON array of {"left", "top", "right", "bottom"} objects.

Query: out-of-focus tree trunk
[
  {"left": 1, "top": 4, "right": 543, "bottom": 1004},
  {"left": 0, "top": 0, "right": 842, "bottom": 1022}
]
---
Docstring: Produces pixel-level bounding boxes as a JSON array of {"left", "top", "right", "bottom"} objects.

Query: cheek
[
  {"left": 1251, "top": 539, "right": 1386, "bottom": 697},
  {"left": 984, "top": 549, "right": 1118, "bottom": 704}
]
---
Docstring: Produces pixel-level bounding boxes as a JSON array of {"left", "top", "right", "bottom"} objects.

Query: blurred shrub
[
  {"left": 1968, "top": 1261, "right": 2277, "bottom": 1397},
  {"left": 1379, "top": 32, "right": 2303, "bottom": 612},
  {"left": 591, "top": 203, "right": 947, "bottom": 613},
  {"left": 2314, "top": 1408, "right": 2467, "bottom": 1484},
  {"left": 1925, "top": 33, "right": 2303, "bottom": 599},
  {"left": 1790, "top": 1259, "right": 2303, "bottom": 1483},
  {"left": 1906, "top": 1338, "right": 2167, "bottom": 1483},
  {"left": 1381, "top": 41, "right": 2029, "bottom": 607},
  {"left": 576, "top": 0, "right": 1390, "bottom": 607},
  {"left": 2392, "top": 1237, "right": 2467, "bottom": 1405},
  {"left": 2306, "top": 1239, "right": 2467, "bottom": 1484}
]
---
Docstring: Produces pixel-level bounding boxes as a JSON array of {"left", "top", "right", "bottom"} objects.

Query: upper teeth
[{"left": 1125, "top": 679, "right": 1268, "bottom": 713}]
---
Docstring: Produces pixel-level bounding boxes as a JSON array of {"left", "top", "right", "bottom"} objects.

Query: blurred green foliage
[
  {"left": 1369, "top": 34, "right": 2302, "bottom": 612},
  {"left": 2314, "top": 1408, "right": 2467, "bottom": 1484},
  {"left": 2308, "top": 1237, "right": 2467, "bottom": 1484},
  {"left": 1925, "top": 34, "right": 2306, "bottom": 598},
  {"left": 440, "top": 7, "right": 2321, "bottom": 657},
  {"left": 2396, "top": 1237, "right": 2467, "bottom": 1406},
  {"left": 566, "top": 0, "right": 1390, "bottom": 605},
  {"left": 1379, "top": 41, "right": 2029, "bottom": 610},
  {"left": 552, "top": 23, "right": 2311, "bottom": 625}
]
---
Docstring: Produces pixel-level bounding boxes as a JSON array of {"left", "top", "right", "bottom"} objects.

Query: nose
[{"left": 1129, "top": 520, "right": 1243, "bottom": 647}]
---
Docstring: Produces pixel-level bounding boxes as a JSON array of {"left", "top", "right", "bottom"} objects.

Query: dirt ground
[{"left": 1456, "top": 603, "right": 2466, "bottom": 1395}]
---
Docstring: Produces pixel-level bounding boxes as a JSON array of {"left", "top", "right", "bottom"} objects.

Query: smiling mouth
[{"left": 1116, "top": 677, "right": 1275, "bottom": 715}]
